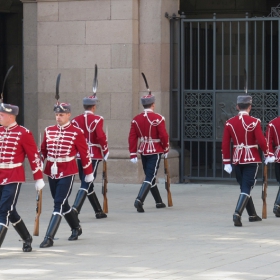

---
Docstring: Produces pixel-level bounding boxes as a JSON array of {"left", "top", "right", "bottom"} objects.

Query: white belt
[
  {"left": 233, "top": 145, "right": 258, "bottom": 149},
  {"left": 140, "top": 138, "right": 161, "bottom": 143},
  {"left": 0, "top": 163, "right": 22, "bottom": 169},
  {"left": 47, "top": 156, "right": 75, "bottom": 163}
]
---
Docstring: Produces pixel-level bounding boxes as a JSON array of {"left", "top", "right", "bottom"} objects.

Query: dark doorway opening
[{"left": 0, "top": 0, "right": 23, "bottom": 124}]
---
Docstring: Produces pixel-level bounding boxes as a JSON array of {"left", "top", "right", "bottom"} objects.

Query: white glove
[
  {"left": 130, "top": 157, "right": 138, "bottom": 163},
  {"left": 35, "top": 179, "right": 45, "bottom": 191},
  {"left": 224, "top": 164, "right": 232, "bottom": 174},
  {"left": 265, "top": 156, "right": 276, "bottom": 165},
  {"left": 104, "top": 151, "right": 109, "bottom": 161},
  {"left": 164, "top": 153, "right": 168, "bottom": 159},
  {"left": 85, "top": 173, "right": 94, "bottom": 182}
]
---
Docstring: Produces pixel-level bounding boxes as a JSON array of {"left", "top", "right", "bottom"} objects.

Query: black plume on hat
[
  {"left": 83, "top": 64, "right": 98, "bottom": 106},
  {"left": 53, "top": 73, "right": 71, "bottom": 113},
  {"left": 0, "top": 65, "right": 19, "bottom": 116},
  {"left": 141, "top": 72, "right": 155, "bottom": 105}
]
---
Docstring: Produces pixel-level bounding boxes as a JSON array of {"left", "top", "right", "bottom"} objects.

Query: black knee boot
[
  {"left": 0, "top": 225, "right": 8, "bottom": 248},
  {"left": 246, "top": 197, "right": 262, "bottom": 222},
  {"left": 273, "top": 186, "right": 280, "bottom": 217},
  {"left": 72, "top": 189, "right": 87, "bottom": 214},
  {"left": 12, "top": 219, "right": 33, "bottom": 252},
  {"left": 64, "top": 209, "right": 82, "bottom": 241},
  {"left": 233, "top": 193, "right": 250, "bottom": 227},
  {"left": 87, "top": 192, "right": 107, "bottom": 219},
  {"left": 150, "top": 186, "right": 166, "bottom": 208},
  {"left": 40, "top": 214, "right": 62, "bottom": 248},
  {"left": 134, "top": 182, "right": 151, "bottom": 213}
]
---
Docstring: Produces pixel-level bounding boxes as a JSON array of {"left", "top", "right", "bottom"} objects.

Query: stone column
[
  {"left": 139, "top": 0, "right": 179, "bottom": 182},
  {"left": 21, "top": 0, "right": 38, "bottom": 141}
]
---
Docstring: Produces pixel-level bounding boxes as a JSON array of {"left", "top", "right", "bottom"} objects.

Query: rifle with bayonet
[
  {"left": 33, "top": 190, "right": 42, "bottom": 236},
  {"left": 164, "top": 158, "right": 173, "bottom": 207},
  {"left": 262, "top": 164, "right": 268, "bottom": 219},
  {"left": 33, "top": 133, "right": 43, "bottom": 236}
]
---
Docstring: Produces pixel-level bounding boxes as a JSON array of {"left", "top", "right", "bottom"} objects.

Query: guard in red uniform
[
  {"left": 40, "top": 101, "right": 93, "bottom": 248},
  {"left": 265, "top": 118, "right": 280, "bottom": 216},
  {"left": 71, "top": 95, "right": 108, "bottom": 219},
  {"left": 222, "top": 95, "right": 271, "bottom": 226},
  {"left": 128, "top": 91, "right": 169, "bottom": 213},
  {"left": 0, "top": 101, "right": 44, "bottom": 252}
]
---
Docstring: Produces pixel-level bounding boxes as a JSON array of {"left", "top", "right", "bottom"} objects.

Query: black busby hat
[
  {"left": 53, "top": 73, "right": 71, "bottom": 113},
  {"left": 0, "top": 65, "right": 19, "bottom": 116},
  {"left": 141, "top": 72, "right": 155, "bottom": 106},
  {"left": 237, "top": 95, "right": 252, "bottom": 104}
]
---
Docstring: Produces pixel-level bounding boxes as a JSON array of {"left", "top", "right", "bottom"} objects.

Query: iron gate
[{"left": 169, "top": 13, "right": 280, "bottom": 182}]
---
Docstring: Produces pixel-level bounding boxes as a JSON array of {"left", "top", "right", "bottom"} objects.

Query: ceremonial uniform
[
  {"left": 40, "top": 101, "right": 93, "bottom": 248},
  {"left": 129, "top": 93, "right": 169, "bottom": 212},
  {"left": 265, "top": 117, "right": 280, "bottom": 216},
  {"left": 71, "top": 99, "right": 109, "bottom": 219},
  {"left": 0, "top": 102, "right": 44, "bottom": 252},
  {"left": 222, "top": 95, "right": 269, "bottom": 226}
]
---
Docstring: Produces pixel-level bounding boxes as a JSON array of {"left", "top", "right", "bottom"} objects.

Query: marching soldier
[
  {"left": 265, "top": 118, "right": 280, "bottom": 216},
  {"left": 39, "top": 76, "right": 93, "bottom": 248},
  {"left": 71, "top": 95, "right": 108, "bottom": 219},
  {"left": 222, "top": 95, "right": 272, "bottom": 226},
  {"left": 128, "top": 73, "right": 169, "bottom": 213},
  {"left": 0, "top": 67, "right": 45, "bottom": 252}
]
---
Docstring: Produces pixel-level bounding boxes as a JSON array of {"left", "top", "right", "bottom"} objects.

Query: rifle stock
[
  {"left": 164, "top": 158, "right": 173, "bottom": 207},
  {"left": 102, "top": 160, "right": 108, "bottom": 213},
  {"left": 262, "top": 165, "right": 268, "bottom": 219},
  {"left": 33, "top": 190, "right": 42, "bottom": 236}
]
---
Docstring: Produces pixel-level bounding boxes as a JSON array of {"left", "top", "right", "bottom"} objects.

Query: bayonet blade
[
  {"left": 92, "top": 64, "right": 98, "bottom": 96},
  {"left": 141, "top": 72, "right": 151, "bottom": 95},
  {"left": 244, "top": 68, "right": 248, "bottom": 95},
  {"left": 55, "top": 73, "right": 61, "bottom": 102},
  {"left": 1, "top": 65, "right": 14, "bottom": 101}
]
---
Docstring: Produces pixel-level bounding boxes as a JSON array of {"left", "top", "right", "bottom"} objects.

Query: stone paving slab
[{"left": 1, "top": 181, "right": 280, "bottom": 280}]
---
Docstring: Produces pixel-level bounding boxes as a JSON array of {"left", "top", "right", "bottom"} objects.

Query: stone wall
[{"left": 22, "top": 0, "right": 179, "bottom": 183}]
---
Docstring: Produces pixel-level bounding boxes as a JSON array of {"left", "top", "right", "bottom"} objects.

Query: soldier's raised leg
[
  {"left": 233, "top": 193, "right": 250, "bottom": 226},
  {"left": 0, "top": 224, "right": 8, "bottom": 248},
  {"left": 134, "top": 181, "right": 152, "bottom": 212},
  {"left": 246, "top": 196, "right": 262, "bottom": 222},
  {"left": 64, "top": 209, "right": 82, "bottom": 240},
  {"left": 87, "top": 189, "right": 107, "bottom": 219},
  {"left": 150, "top": 178, "right": 166, "bottom": 209},
  {"left": 12, "top": 218, "right": 33, "bottom": 252}
]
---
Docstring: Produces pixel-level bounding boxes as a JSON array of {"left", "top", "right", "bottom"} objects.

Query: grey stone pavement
[{"left": 1, "top": 179, "right": 280, "bottom": 280}]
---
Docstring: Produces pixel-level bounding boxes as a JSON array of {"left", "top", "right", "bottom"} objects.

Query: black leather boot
[
  {"left": 64, "top": 209, "right": 82, "bottom": 241},
  {"left": 87, "top": 192, "right": 107, "bottom": 219},
  {"left": 40, "top": 214, "right": 62, "bottom": 248},
  {"left": 0, "top": 225, "right": 8, "bottom": 248},
  {"left": 273, "top": 186, "right": 280, "bottom": 217},
  {"left": 72, "top": 189, "right": 87, "bottom": 214},
  {"left": 150, "top": 185, "right": 166, "bottom": 208},
  {"left": 233, "top": 193, "right": 250, "bottom": 227},
  {"left": 134, "top": 182, "right": 151, "bottom": 213},
  {"left": 12, "top": 219, "right": 33, "bottom": 252},
  {"left": 246, "top": 196, "right": 262, "bottom": 222}
]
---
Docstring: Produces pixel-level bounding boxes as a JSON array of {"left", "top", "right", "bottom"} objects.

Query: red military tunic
[
  {"left": 266, "top": 117, "right": 280, "bottom": 162},
  {"left": 222, "top": 111, "right": 268, "bottom": 164},
  {"left": 128, "top": 109, "right": 169, "bottom": 158},
  {"left": 71, "top": 111, "right": 108, "bottom": 160},
  {"left": 41, "top": 122, "right": 92, "bottom": 179},
  {"left": 0, "top": 123, "right": 43, "bottom": 185}
]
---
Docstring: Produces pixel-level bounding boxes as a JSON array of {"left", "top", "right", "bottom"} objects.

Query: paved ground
[{"left": 1, "top": 180, "right": 280, "bottom": 280}]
